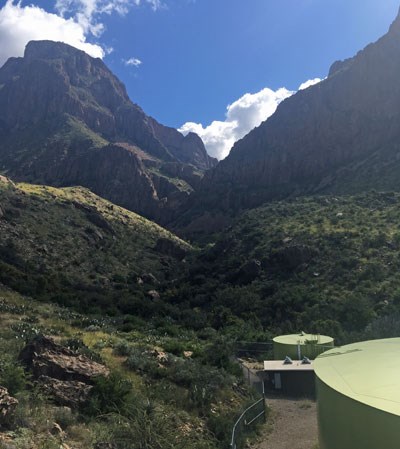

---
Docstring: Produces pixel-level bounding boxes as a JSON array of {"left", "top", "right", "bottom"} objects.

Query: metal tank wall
[
  {"left": 273, "top": 336, "right": 334, "bottom": 360},
  {"left": 316, "top": 377, "right": 400, "bottom": 449}
]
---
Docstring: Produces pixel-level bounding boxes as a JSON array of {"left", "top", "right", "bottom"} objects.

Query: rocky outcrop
[
  {"left": 184, "top": 8, "right": 400, "bottom": 226},
  {"left": 0, "top": 40, "right": 215, "bottom": 224},
  {"left": 160, "top": 162, "right": 204, "bottom": 190},
  {"left": 0, "top": 387, "right": 18, "bottom": 423},
  {"left": 19, "top": 336, "right": 109, "bottom": 407},
  {"left": 71, "top": 202, "right": 115, "bottom": 234},
  {"left": 148, "top": 119, "right": 217, "bottom": 170},
  {"left": 20, "top": 335, "right": 109, "bottom": 382},
  {"left": 38, "top": 376, "right": 92, "bottom": 407}
]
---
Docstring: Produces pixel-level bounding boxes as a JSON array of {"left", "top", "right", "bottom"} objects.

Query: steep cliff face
[
  {"left": 189, "top": 8, "right": 400, "bottom": 219},
  {"left": 0, "top": 40, "right": 215, "bottom": 221}
]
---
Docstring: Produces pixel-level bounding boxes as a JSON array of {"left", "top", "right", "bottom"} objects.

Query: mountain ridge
[
  {"left": 175, "top": 8, "right": 400, "bottom": 235},
  {"left": 0, "top": 40, "right": 216, "bottom": 223}
]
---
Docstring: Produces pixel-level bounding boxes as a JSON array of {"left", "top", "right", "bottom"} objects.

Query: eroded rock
[
  {"left": 147, "top": 290, "right": 160, "bottom": 300},
  {"left": 19, "top": 335, "right": 109, "bottom": 384},
  {"left": 39, "top": 376, "right": 92, "bottom": 407},
  {"left": 0, "top": 387, "right": 18, "bottom": 423},
  {"left": 19, "top": 336, "right": 109, "bottom": 407}
]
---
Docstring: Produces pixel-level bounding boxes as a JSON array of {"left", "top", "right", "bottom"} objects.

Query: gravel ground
[{"left": 252, "top": 397, "right": 318, "bottom": 449}]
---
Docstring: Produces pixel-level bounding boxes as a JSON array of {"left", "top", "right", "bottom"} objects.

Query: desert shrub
[
  {"left": 125, "top": 347, "right": 159, "bottom": 375},
  {"left": 53, "top": 406, "right": 77, "bottom": 429},
  {"left": 113, "top": 340, "right": 131, "bottom": 357},
  {"left": 207, "top": 413, "right": 233, "bottom": 447},
  {"left": 162, "top": 340, "right": 188, "bottom": 356},
  {"left": 85, "top": 373, "right": 134, "bottom": 416},
  {"left": 166, "top": 359, "right": 229, "bottom": 412},
  {"left": 202, "top": 337, "right": 239, "bottom": 374},
  {"left": 62, "top": 337, "right": 103, "bottom": 363},
  {"left": 0, "top": 360, "right": 28, "bottom": 395}
]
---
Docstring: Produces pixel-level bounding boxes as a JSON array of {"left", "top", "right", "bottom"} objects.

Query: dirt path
[{"left": 252, "top": 398, "right": 318, "bottom": 449}]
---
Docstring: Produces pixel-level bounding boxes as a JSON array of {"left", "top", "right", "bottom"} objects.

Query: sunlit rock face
[
  {"left": 0, "top": 40, "right": 216, "bottom": 223},
  {"left": 187, "top": 8, "right": 400, "bottom": 223}
]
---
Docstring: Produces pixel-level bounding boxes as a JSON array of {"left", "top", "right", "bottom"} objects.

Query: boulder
[
  {"left": 19, "top": 335, "right": 109, "bottom": 384},
  {"left": 0, "top": 386, "right": 18, "bottom": 423},
  {"left": 147, "top": 290, "right": 160, "bottom": 300},
  {"left": 38, "top": 376, "right": 92, "bottom": 407}
]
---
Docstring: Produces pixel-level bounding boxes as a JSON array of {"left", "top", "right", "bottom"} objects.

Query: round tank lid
[
  {"left": 314, "top": 338, "right": 400, "bottom": 416},
  {"left": 273, "top": 333, "right": 333, "bottom": 345}
]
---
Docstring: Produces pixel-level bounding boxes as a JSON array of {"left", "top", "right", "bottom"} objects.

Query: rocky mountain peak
[
  {"left": 24, "top": 40, "right": 90, "bottom": 61},
  {"left": 179, "top": 6, "right": 400, "bottom": 233},
  {"left": 389, "top": 6, "right": 400, "bottom": 35},
  {"left": 0, "top": 39, "right": 216, "bottom": 223}
]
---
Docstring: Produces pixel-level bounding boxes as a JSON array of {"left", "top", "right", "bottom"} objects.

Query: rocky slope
[
  {"left": 178, "top": 8, "right": 400, "bottom": 234},
  {"left": 170, "top": 191, "right": 400, "bottom": 341},
  {"left": 0, "top": 175, "right": 190, "bottom": 315},
  {"left": 0, "top": 40, "right": 216, "bottom": 222},
  {"left": 0, "top": 285, "right": 254, "bottom": 449}
]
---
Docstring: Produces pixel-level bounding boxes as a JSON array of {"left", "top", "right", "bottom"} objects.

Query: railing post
[{"left": 262, "top": 380, "right": 266, "bottom": 423}]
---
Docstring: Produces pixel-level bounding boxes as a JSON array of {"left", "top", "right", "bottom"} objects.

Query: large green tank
[
  {"left": 272, "top": 332, "right": 334, "bottom": 360},
  {"left": 314, "top": 338, "right": 400, "bottom": 449}
]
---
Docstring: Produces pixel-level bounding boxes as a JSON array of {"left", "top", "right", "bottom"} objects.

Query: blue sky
[{"left": 0, "top": 0, "right": 399, "bottom": 158}]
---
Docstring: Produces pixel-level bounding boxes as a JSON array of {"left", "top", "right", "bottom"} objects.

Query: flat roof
[
  {"left": 314, "top": 338, "right": 400, "bottom": 416},
  {"left": 264, "top": 360, "right": 314, "bottom": 371},
  {"left": 273, "top": 333, "right": 333, "bottom": 345}
]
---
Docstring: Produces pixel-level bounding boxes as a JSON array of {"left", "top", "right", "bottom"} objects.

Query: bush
[
  {"left": 85, "top": 373, "right": 134, "bottom": 416},
  {"left": 0, "top": 360, "right": 28, "bottom": 395}
]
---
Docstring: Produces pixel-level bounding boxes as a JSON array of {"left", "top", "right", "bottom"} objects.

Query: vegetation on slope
[
  {"left": 0, "top": 176, "right": 189, "bottom": 317},
  {"left": 0, "top": 284, "right": 256, "bottom": 449},
  {"left": 169, "top": 191, "right": 400, "bottom": 343},
  {"left": 3, "top": 175, "right": 400, "bottom": 447}
]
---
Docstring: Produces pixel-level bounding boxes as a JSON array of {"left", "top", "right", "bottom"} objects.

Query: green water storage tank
[
  {"left": 315, "top": 338, "right": 400, "bottom": 449},
  {"left": 273, "top": 332, "right": 334, "bottom": 360}
]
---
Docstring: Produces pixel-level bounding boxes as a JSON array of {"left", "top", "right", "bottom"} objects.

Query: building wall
[
  {"left": 263, "top": 371, "right": 315, "bottom": 398},
  {"left": 317, "top": 377, "right": 400, "bottom": 449}
]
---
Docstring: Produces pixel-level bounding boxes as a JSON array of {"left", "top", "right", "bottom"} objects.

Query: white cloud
[
  {"left": 140, "top": 0, "right": 163, "bottom": 11},
  {"left": 179, "top": 78, "right": 325, "bottom": 160},
  {"left": 55, "top": 0, "right": 163, "bottom": 33},
  {"left": 179, "top": 87, "right": 293, "bottom": 160},
  {"left": 298, "top": 77, "right": 322, "bottom": 90},
  {"left": 124, "top": 57, "right": 142, "bottom": 67},
  {"left": 0, "top": 0, "right": 163, "bottom": 68},
  {"left": 0, "top": 0, "right": 104, "bottom": 67},
  {"left": 56, "top": 0, "right": 130, "bottom": 35}
]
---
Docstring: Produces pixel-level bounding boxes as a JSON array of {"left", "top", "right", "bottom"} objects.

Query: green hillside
[
  {"left": 170, "top": 191, "right": 400, "bottom": 343},
  {"left": 0, "top": 176, "right": 189, "bottom": 317},
  {"left": 0, "top": 177, "right": 257, "bottom": 448},
  {"left": 0, "top": 284, "right": 254, "bottom": 449}
]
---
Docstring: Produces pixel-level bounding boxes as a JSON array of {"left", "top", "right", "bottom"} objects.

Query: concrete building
[{"left": 262, "top": 359, "right": 315, "bottom": 397}]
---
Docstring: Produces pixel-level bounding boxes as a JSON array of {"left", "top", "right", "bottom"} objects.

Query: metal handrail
[{"left": 230, "top": 396, "right": 265, "bottom": 449}]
